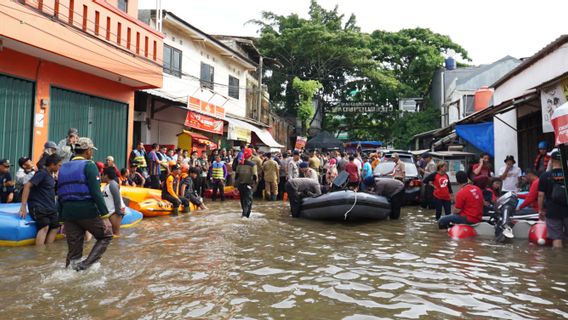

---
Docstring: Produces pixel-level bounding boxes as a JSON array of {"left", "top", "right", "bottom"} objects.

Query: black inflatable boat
[{"left": 300, "top": 190, "right": 391, "bottom": 221}]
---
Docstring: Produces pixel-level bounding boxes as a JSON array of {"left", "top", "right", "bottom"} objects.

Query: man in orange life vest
[{"left": 162, "top": 164, "right": 189, "bottom": 216}]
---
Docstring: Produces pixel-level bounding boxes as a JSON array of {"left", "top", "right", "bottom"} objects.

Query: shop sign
[
  {"left": 188, "top": 96, "right": 225, "bottom": 119},
  {"left": 227, "top": 123, "right": 251, "bottom": 142},
  {"left": 295, "top": 136, "right": 307, "bottom": 150},
  {"left": 552, "top": 102, "right": 568, "bottom": 145},
  {"left": 541, "top": 78, "right": 568, "bottom": 133},
  {"left": 329, "top": 102, "right": 394, "bottom": 114},
  {"left": 184, "top": 111, "right": 224, "bottom": 135}
]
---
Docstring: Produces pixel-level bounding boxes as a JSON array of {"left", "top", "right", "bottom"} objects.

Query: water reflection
[{"left": 0, "top": 200, "right": 567, "bottom": 319}]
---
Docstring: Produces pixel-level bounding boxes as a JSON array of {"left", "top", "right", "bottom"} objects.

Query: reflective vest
[
  {"left": 132, "top": 149, "right": 147, "bottom": 168},
  {"left": 58, "top": 160, "right": 92, "bottom": 202},
  {"left": 212, "top": 161, "right": 225, "bottom": 180}
]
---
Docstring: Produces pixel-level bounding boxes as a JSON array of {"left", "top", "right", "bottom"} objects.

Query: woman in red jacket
[{"left": 423, "top": 161, "right": 453, "bottom": 220}]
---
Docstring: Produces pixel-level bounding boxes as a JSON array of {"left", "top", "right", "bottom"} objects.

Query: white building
[{"left": 135, "top": 10, "right": 282, "bottom": 152}]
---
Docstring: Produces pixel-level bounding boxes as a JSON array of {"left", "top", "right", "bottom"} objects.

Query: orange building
[{"left": 0, "top": 0, "right": 163, "bottom": 169}]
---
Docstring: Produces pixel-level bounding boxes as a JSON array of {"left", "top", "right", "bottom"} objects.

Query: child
[{"left": 102, "top": 166, "right": 126, "bottom": 237}]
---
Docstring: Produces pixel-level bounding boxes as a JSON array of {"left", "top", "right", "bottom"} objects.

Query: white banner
[{"left": 541, "top": 79, "right": 568, "bottom": 133}]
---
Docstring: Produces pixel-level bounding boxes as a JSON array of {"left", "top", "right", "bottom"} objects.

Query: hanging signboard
[
  {"left": 329, "top": 102, "right": 394, "bottom": 114},
  {"left": 295, "top": 136, "right": 307, "bottom": 150},
  {"left": 188, "top": 96, "right": 225, "bottom": 119},
  {"left": 184, "top": 111, "right": 224, "bottom": 135},
  {"left": 541, "top": 79, "right": 568, "bottom": 133},
  {"left": 552, "top": 102, "right": 568, "bottom": 146},
  {"left": 227, "top": 123, "right": 252, "bottom": 142}
]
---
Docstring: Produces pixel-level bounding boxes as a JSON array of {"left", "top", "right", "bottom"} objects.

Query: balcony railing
[{"left": 16, "top": 0, "right": 163, "bottom": 64}]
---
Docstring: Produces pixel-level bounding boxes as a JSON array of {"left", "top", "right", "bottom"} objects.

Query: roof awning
[
  {"left": 176, "top": 130, "right": 218, "bottom": 149},
  {"left": 225, "top": 116, "right": 284, "bottom": 149}
]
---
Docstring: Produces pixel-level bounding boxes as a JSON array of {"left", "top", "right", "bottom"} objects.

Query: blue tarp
[
  {"left": 456, "top": 122, "right": 494, "bottom": 157},
  {"left": 346, "top": 141, "right": 383, "bottom": 147}
]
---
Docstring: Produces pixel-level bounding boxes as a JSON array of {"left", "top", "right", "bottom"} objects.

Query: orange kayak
[{"left": 137, "top": 199, "right": 197, "bottom": 217}]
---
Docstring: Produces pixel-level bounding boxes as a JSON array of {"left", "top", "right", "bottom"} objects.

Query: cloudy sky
[{"left": 140, "top": 0, "right": 567, "bottom": 65}]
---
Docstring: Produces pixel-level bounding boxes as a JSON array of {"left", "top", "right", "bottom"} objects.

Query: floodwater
[{"left": 1, "top": 200, "right": 568, "bottom": 320}]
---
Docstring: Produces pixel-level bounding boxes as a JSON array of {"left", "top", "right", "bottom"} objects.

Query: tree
[
  {"left": 253, "top": 1, "right": 469, "bottom": 147},
  {"left": 292, "top": 77, "right": 322, "bottom": 134}
]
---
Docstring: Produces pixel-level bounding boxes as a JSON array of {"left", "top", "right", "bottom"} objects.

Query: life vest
[
  {"left": 132, "top": 149, "right": 147, "bottom": 168},
  {"left": 212, "top": 161, "right": 225, "bottom": 180},
  {"left": 58, "top": 160, "right": 92, "bottom": 202}
]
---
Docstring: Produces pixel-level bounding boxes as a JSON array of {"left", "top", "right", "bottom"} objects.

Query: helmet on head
[{"left": 538, "top": 141, "right": 548, "bottom": 149}]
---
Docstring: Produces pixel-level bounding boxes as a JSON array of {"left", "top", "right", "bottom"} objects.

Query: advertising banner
[
  {"left": 227, "top": 122, "right": 252, "bottom": 142},
  {"left": 294, "top": 136, "right": 307, "bottom": 150},
  {"left": 184, "top": 111, "right": 224, "bottom": 135},
  {"left": 541, "top": 79, "right": 568, "bottom": 133}
]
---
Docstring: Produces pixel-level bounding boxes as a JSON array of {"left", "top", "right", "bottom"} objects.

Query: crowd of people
[{"left": 0, "top": 126, "right": 567, "bottom": 272}]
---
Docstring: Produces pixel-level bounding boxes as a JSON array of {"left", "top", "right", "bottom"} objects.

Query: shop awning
[
  {"left": 177, "top": 130, "right": 218, "bottom": 149},
  {"left": 225, "top": 116, "right": 284, "bottom": 149}
]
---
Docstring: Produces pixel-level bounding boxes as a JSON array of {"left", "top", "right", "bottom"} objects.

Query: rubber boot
[
  {"left": 172, "top": 207, "right": 179, "bottom": 216},
  {"left": 75, "top": 237, "right": 112, "bottom": 271},
  {"left": 182, "top": 206, "right": 190, "bottom": 214}
]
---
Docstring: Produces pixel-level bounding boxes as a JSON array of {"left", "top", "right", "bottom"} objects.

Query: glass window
[
  {"left": 228, "top": 76, "right": 239, "bottom": 99},
  {"left": 117, "top": 0, "right": 128, "bottom": 13},
  {"left": 163, "top": 44, "right": 181, "bottom": 77},
  {"left": 200, "top": 63, "right": 214, "bottom": 90}
]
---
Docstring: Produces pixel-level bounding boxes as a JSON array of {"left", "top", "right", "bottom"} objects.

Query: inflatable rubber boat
[
  {"left": 0, "top": 204, "right": 143, "bottom": 246},
  {"left": 300, "top": 190, "right": 391, "bottom": 221},
  {"left": 136, "top": 199, "right": 197, "bottom": 217},
  {"left": 120, "top": 185, "right": 197, "bottom": 217}
]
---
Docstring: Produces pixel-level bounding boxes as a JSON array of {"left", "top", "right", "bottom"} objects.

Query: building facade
[{"left": 0, "top": 0, "right": 163, "bottom": 169}]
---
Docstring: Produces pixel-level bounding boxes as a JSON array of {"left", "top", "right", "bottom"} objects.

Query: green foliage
[
  {"left": 252, "top": 0, "right": 469, "bottom": 145},
  {"left": 292, "top": 77, "right": 322, "bottom": 133},
  {"left": 390, "top": 104, "right": 441, "bottom": 149}
]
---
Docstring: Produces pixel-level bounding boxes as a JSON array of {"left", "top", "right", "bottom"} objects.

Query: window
[
  {"left": 163, "top": 44, "right": 182, "bottom": 77},
  {"left": 118, "top": 0, "right": 128, "bottom": 13},
  {"left": 200, "top": 63, "right": 214, "bottom": 90},
  {"left": 463, "top": 94, "right": 475, "bottom": 117},
  {"left": 228, "top": 76, "right": 239, "bottom": 99}
]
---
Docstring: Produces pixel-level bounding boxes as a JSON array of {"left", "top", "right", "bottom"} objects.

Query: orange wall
[
  {"left": 0, "top": 49, "right": 134, "bottom": 164},
  {"left": 1, "top": 0, "right": 162, "bottom": 88}
]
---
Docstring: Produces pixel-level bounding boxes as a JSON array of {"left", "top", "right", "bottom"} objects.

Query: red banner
[{"left": 184, "top": 111, "right": 224, "bottom": 135}]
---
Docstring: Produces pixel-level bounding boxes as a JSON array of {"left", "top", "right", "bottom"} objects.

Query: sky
[{"left": 139, "top": 0, "right": 567, "bottom": 65}]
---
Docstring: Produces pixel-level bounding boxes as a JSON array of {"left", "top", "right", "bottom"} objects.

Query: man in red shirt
[
  {"left": 472, "top": 153, "right": 492, "bottom": 179},
  {"left": 438, "top": 171, "right": 484, "bottom": 229},
  {"left": 517, "top": 169, "right": 539, "bottom": 215},
  {"left": 344, "top": 155, "right": 360, "bottom": 190}
]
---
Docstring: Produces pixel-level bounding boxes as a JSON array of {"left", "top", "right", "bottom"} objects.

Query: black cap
[
  {"left": 422, "top": 152, "right": 432, "bottom": 158},
  {"left": 504, "top": 155, "right": 516, "bottom": 164},
  {"left": 18, "top": 157, "right": 31, "bottom": 168},
  {"left": 0, "top": 159, "right": 10, "bottom": 167},
  {"left": 171, "top": 164, "right": 181, "bottom": 171},
  {"left": 293, "top": 150, "right": 300, "bottom": 156}
]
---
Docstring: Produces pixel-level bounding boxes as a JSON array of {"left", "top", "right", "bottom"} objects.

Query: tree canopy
[{"left": 252, "top": 0, "right": 469, "bottom": 148}]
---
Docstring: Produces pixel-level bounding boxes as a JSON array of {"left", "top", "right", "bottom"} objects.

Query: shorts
[
  {"left": 30, "top": 207, "right": 60, "bottom": 230},
  {"left": 546, "top": 217, "right": 568, "bottom": 240}
]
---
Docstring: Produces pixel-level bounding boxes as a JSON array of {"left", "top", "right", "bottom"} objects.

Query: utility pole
[{"left": 257, "top": 56, "right": 263, "bottom": 123}]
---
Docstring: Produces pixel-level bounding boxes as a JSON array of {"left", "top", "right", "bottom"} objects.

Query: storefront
[{"left": 225, "top": 116, "right": 284, "bottom": 152}]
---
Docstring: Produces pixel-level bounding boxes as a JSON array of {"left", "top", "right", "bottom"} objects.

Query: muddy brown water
[{"left": 1, "top": 200, "right": 567, "bottom": 319}]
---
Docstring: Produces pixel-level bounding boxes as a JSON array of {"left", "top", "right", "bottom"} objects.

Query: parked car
[{"left": 373, "top": 160, "right": 422, "bottom": 205}]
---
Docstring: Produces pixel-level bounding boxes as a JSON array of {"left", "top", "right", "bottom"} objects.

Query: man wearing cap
[
  {"left": 37, "top": 141, "right": 59, "bottom": 170},
  {"left": 538, "top": 150, "right": 568, "bottom": 248},
  {"left": 235, "top": 148, "right": 257, "bottom": 218},
  {"left": 262, "top": 153, "right": 280, "bottom": 201},
  {"left": 15, "top": 157, "right": 36, "bottom": 201},
  {"left": 420, "top": 153, "right": 436, "bottom": 177},
  {"left": 0, "top": 159, "right": 15, "bottom": 203},
  {"left": 58, "top": 137, "right": 112, "bottom": 271},
  {"left": 162, "top": 163, "right": 188, "bottom": 216},
  {"left": 129, "top": 142, "right": 148, "bottom": 178},
  {"left": 534, "top": 141, "right": 551, "bottom": 176},
  {"left": 57, "top": 128, "right": 79, "bottom": 163},
  {"left": 498, "top": 155, "right": 521, "bottom": 192},
  {"left": 363, "top": 176, "right": 405, "bottom": 219},
  {"left": 299, "top": 162, "right": 318, "bottom": 182}
]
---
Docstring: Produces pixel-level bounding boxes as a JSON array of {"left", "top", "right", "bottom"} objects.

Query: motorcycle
[{"left": 493, "top": 192, "right": 518, "bottom": 243}]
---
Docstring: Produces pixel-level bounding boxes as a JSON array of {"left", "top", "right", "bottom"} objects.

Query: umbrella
[
  {"left": 306, "top": 131, "right": 344, "bottom": 150},
  {"left": 551, "top": 102, "right": 568, "bottom": 146}
]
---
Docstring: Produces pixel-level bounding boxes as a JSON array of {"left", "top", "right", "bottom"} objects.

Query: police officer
[
  {"left": 235, "top": 148, "right": 257, "bottom": 218},
  {"left": 58, "top": 137, "right": 112, "bottom": 271},
  {"left": 364, "top": 176, "right": 405, "bottom": 220}
]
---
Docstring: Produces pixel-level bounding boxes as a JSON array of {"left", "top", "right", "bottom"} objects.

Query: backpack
[{"left": 551, "top": 178, "right": 568, "bottom": 206}]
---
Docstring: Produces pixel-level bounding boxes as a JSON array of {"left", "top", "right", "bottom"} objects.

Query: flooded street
[{"left": 1, "top": 200, "right": 568, "bottom": 319}]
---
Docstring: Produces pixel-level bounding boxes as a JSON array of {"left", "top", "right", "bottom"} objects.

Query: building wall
[
  {"left": 494, "top": 43, "right": 568, "bottom": 106},
  {"left": 0, "top": 48, "right": 134, "bottom": 164},
  {"left": 493, "top": 109, "right": 518, "bottom": 170},
  {"left": 160, "top": 19, "right": 249, "bottom": 117}
]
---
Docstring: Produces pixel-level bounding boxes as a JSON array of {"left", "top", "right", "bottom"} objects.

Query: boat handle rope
[{"left": 344, "top": 190, "right": 358, "bottom": 220}]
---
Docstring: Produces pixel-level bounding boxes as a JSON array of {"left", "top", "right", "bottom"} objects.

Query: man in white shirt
[
  {"left": 287, "top": 151, "right": 301, "bottom": 180},
  {"left": 498, "top": 155, "right": 521, "bottom": 192}
]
